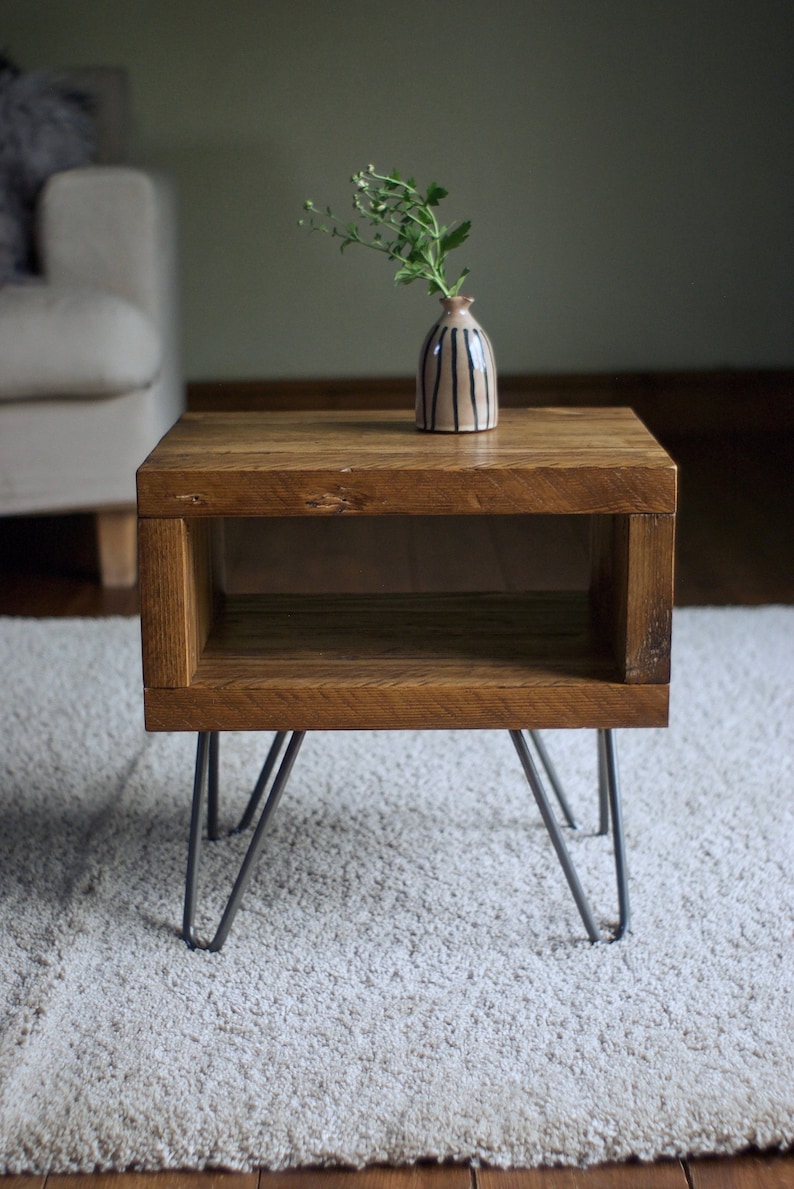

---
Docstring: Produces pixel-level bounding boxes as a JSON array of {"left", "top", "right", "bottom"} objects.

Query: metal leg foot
[
  {"left": 510, "top": 728, "right": 631, "bottom": 943},
  {"left": 183, "top": 730, "right": 306, "bottom": 952}
]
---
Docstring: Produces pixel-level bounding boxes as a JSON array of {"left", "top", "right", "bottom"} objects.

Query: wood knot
[{"left": 306, "top": 491, "right": 353, "bottom": 514}]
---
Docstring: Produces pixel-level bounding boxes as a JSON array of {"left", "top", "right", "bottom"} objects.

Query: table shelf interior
[
  {"left": 142, "top": 586, "right": 669, "bottom": 731},
  {"left": 194, "top": 590, "right": 615, "bottom": 688}
]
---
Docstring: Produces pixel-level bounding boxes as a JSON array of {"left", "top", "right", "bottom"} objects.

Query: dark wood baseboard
[{"left": 187, "top": 368, "right": 794, "bottom": 436}]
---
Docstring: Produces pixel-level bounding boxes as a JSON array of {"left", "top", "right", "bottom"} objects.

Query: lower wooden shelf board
[{"left": 144, "top": 592, "right": 669, "bottom": 732}]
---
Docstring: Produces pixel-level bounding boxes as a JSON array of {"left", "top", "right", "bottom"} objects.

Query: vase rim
[{"left": 439, "top": 293, "right": 474, "bottom": 306}]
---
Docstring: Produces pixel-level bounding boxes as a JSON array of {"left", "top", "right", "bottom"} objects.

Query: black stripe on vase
[
  {"left": 473, "top": 328, "right": 491, "bottom": 427},
  {"left": 463, "top": 328, "right": 479, "bottom": 431},
  {"left": 450, "top": 327, "right": 459, "bottom": 431},
  {"left": 419, "top": 322, "right": 440, "bottom": 430},
  {"left": 430, "top": 325, "right": 448, "bottom": 432}
]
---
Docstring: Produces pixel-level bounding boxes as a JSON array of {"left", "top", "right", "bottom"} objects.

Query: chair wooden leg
[{"left": 96, "top": 508, "right": 137, "bottom": 587}]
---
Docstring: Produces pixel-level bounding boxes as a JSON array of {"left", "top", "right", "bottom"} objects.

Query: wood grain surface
[
  {"left": 139, "top": 518, "right": 217, "bottom": 688},
  {"left": 136, "top": 409, "right": 676, "bottom": 519},
  {"left": 590, "top": 515, "right": 675, "bottom": 684},
  {"left": 476, "top": 1162, "right": 689, "bottom": 1187}
]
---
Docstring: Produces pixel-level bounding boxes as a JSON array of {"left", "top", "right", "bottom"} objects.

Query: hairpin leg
[
  {"left": 600, "top": 729, "right": 631, "bottom": 939},
  {"left": 510, "top": 730, "right": 601, "bottom": 942},
  {"left": 597, "top": 730, "right": 609, "bottom": 836},
  {"left": 182, "top": 727, "right": 629, "bottom": 951},
  {"left": 183, "top": 730, "right": 306, "bottom": 952},
  {"left": 526, "top": 730, "right": 578, "bottom": 828},
  {"left": 510, "top": 728, "right": 631, "bottom": 943},
  {"left": 234, "top": 730, "right": 289, "bottom": 834},
  {"left": 207, "top": 731, "right": 220, "bottom": 841}
]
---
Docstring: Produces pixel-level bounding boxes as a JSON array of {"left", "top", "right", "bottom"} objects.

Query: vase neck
[{"left": 440, "top": 295, "right": 473, "bottom": 316}]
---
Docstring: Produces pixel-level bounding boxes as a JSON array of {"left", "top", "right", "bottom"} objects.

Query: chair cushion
[{"left": 0, "top": 280, "right": 162, "bottom": 401}]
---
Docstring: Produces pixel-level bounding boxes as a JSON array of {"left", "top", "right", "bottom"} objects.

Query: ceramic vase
[{"left": 415, "top": 295, "right": 498, "bottom": 433}]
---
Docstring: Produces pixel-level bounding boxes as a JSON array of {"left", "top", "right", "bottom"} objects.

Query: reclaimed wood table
[{"left": 137, "top": 408, "right": 677, "bottom": 950}]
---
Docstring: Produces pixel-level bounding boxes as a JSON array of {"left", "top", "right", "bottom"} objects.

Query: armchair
[{"left": 0, "top": 68, "right": 183, "bottom": 586}]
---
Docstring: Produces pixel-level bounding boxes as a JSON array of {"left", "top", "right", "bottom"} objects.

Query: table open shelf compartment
[{"left": 139, "top": 511, "right": 673, "bottom": 733}]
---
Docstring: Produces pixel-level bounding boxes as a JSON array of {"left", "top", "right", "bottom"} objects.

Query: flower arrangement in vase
[{"left": 300, "top": 166, "right": 497, "bottom": 433}]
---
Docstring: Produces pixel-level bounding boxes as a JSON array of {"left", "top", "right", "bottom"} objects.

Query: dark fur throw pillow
[{"left": 0, "top": 54, "right": 97, "bottom": 284}]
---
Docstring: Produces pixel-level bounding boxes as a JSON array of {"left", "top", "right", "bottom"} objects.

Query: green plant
[{"left": 299, "top": 165, "right": 471, "bottom": 298}]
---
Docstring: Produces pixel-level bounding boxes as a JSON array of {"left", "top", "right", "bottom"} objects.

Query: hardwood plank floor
[
  {"left": 477, "top": 1162, "right": 689, "bottom": 1186},
  {"left": 687, "top": 1152, "right": 794, "bottom": 1187},
  {"left": 260, "top": 1170, "right": 471, "bottom": 1188},
  {"left": 1, "top": 431, "right": 792, "bottom": 1186},
  {"left": 10, "top": 1156, "right": 794, "bottom": 1189}
]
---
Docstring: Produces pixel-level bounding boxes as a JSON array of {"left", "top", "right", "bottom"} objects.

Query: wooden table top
[{"left": 137, "top": 407, "right": 677, "bottom": 518}]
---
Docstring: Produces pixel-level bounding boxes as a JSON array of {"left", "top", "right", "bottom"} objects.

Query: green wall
[{"left": 5, "top": 0, "right": 793, "bottom": 381}]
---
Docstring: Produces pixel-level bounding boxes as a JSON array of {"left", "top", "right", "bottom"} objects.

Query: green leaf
[
  {"left": 439, "top": 221, "right": 471, "bottom": 254},
  {"left": 449, "top": 266, "right": 470, "bottom": 294},
  {"left": 426, "top": 183, "right": 448, "bottom": 207},
  {"left": 393, "top": 263, "right": 424, "bottom": 286}
]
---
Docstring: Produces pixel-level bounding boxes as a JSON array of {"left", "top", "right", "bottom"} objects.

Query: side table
[{"left": 137, "top": 408, "right": 676, "bottom": 950}]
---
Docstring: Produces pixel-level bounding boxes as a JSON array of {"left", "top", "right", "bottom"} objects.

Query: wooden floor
[
  {"left": 3, "top": 1150, "right": 794, "bottom": 1188},
  {"left": 1, "top": 431, "right": 792, "bottom": 1188}
]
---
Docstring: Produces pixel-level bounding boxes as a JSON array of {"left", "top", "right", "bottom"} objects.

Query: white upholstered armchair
[{"left": 0, "top": 67, "right": 183, "bottom": 586}]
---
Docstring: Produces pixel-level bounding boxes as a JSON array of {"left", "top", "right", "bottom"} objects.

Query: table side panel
[
  {"left": 590, "top": 514, "right": 676, "bottom": 684},
  {"left": 139, "top": 518, "right": 217, "bottom": 688}
]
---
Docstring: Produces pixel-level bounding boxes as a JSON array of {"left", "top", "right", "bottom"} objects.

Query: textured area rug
[{"left": 0, "top": 609, "right": 792, "bottom": 1173}]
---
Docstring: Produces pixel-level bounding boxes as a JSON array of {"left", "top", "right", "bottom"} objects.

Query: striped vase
[{"left": 415, "top": 295, "right": 498, "bottom": 433}]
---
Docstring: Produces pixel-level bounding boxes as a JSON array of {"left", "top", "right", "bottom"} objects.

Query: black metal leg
[
  {"left": 183, "top": 730, "right": 306, "bottom": 952},
  {"left": 601, "top": 728, "right": 631, "bottom": 939},
  {"left": 183, "top": 730, "right": 211, "bottom": 943},
  {"left": 233, "top": 730, "right": 289, "bottom": 834},
  {"left": 182, "top": 727, "right": 630, "bottom": 951},
  {"left": 510, "top": 730, "right": 601, "bottom": 943},
  {"left": 207, "top": 731, "right": 221, "bottom": 841},
  {"left": 597, "top": 730, "right": 610, "bottom": 836},
  {"left": 510, "top": 728, "right": 631, "bottom": 943},
  {"left": 526, "top": 730, "right": 578, "bottom": 828}
]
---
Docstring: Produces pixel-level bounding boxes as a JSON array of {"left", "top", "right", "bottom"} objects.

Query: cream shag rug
[{"left": 0, "top": 609, "right": 792, "bottom": 1173}]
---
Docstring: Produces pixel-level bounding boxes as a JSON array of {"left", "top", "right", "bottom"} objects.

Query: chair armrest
[{"left": 35, "top": 166, "right": 178, "bottom": 326}]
